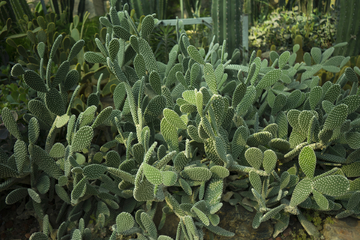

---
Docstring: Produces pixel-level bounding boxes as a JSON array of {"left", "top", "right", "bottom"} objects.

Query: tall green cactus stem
[
  {"left": 8, "top": 0, "right": 32, "bottom": 32},
  {"left": 0, "top": 2, "right": 13, "bottom": 27},
  {"left": 211, "top": 0, "right": 243, "bottom": 58},
  {"left": 293, "top": 35, "right": 304, "bottom": 63},
  {"left": 334, "top": 0, "right": 360, "bottom": 56},
  {"left": 130, "top": 0, "right": 167, "bottom": 19}
]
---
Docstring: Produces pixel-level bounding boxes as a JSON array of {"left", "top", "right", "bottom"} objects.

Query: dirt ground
[
  {"left": 0, "top": 202, "right": 40, "bottom": 239},
  {"left": 0, "top": 199, "right": 323, "bottom": 240}
]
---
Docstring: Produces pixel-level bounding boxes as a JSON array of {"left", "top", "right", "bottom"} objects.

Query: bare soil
[{"left": 0, "top": 201, "right": 40, "bottom": 240}]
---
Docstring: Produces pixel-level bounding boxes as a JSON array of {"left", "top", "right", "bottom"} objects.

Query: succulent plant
[
  {"left": 334, "top": 0, "right": 360, "bottom": 57},
  {"left": 211, "top": 0, "right": 243, "bottom": 62},
  {"left": 2, "top": 1, "right": 360, "bottom": 240}
]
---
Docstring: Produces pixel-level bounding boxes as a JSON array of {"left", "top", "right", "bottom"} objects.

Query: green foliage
[
  {"left": 249, "top": 7, "right": 336, "bottom": 52},
  {"left": 0, "top": 81, "right": 30, "bottom": 115},
  {"left": 1, "top": 2, "right": 360, "bottom": 240}
]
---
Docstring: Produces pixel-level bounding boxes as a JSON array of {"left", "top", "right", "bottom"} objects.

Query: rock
[
  {"left": 203, "top": 203, "right": 273, "bottom": 240},
  {"left": 74, "top": 0, "right": 106, "bottom": 18},
  {"left": 323, "top": 217, "right": 360, "bottom": 240},
  {"left": 261, "top": 51, "right": 271, "bottom": 59}
]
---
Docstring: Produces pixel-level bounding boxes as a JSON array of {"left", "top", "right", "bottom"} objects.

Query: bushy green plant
[
  {"left": 150, "top": 25, "right": 177, "bottom": 63},
  {"left": 149, "top": 22, "right": 211, "bottom": 64},
  {"left": 1, "top": 1, "right": 360, "bottom": 240},
  {"left": 0, "top": 81, "right": 31, "bottom": 115},
  {"left": 249, "top": 7, "right": 336, "bottom": 53}
]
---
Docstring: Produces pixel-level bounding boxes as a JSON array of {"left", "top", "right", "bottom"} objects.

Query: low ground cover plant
[
  {"left": 1, "top": 1, "right": 360, "bottom": 240},
  {"left": 249, "top": 7, "right": 337, "bottom": 53}
]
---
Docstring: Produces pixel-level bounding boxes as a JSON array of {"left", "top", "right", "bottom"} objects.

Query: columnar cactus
[
  {"left": 334, "top": 0, "right": 360, "bottom": 56},
  {"left": 211, "top": 0, "right": 243, "bottom": 59}
]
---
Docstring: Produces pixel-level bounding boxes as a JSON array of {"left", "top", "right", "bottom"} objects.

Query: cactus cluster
[
  {"left": 0, "top": 0, "right": 32, "bottom": 32},
  {"left": 1, "top": 1, "right": 360, "bottom": 240},
  {"left": 4, "top": 9, "right": 112, "bottom": 101},
  {"left": 4, "top": 10, "right": 94, "bottom": 68}
]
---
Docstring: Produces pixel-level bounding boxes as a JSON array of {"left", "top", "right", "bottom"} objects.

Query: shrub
[{"left": 249, "top": 7, "right": 337, "bottom": 53}]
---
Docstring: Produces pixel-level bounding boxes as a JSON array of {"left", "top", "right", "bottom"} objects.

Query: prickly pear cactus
[{"left": 2, "top": 1, "right": 360, "bottom": 240}]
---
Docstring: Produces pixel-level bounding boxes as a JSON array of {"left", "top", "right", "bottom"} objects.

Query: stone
[
  {"left": 323, "top": 217, "right": 360, "bottom": 240},
  {"left": 261, "top": 51, "right": 271, "bottom": 59},
  {"left": 74, "top": 0, "right": 106, "bottom": 18}
]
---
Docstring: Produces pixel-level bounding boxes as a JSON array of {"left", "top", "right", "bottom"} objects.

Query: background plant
[
  {"left": 242, "top": 0, "right": 336, "bottom": 27},
  {"left": 211, "top": 0, "right": 243, "bottom": 63},
  {"left": 249, "top": 7, "right": 336, "bottom": 53},
  {"left": 150, "top": 25, "right": 177, "bottom": 63},
  {"left": 333, "top": 0, "right": 360, "bottom": 57}
]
